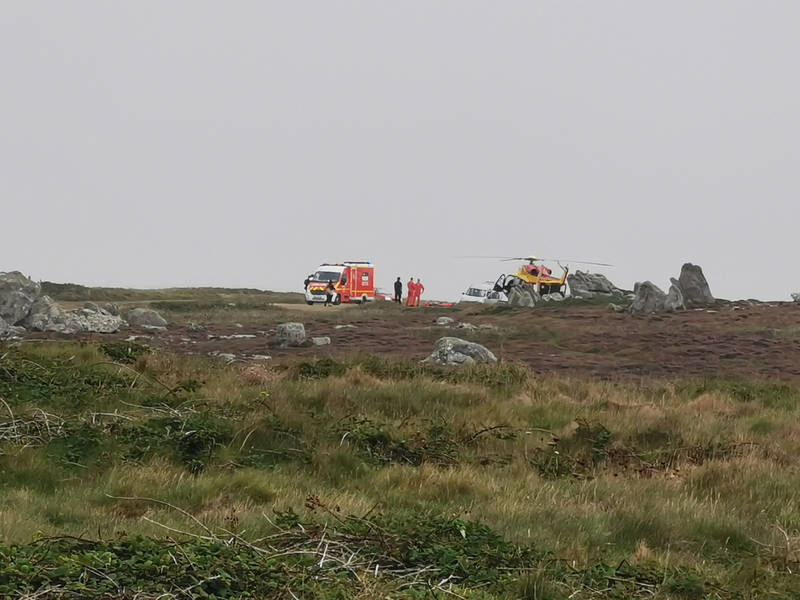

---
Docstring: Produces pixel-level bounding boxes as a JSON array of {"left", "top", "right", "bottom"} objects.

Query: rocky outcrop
[
  {"left": 0, "top": 271, "right": 41, "bottom": 325},
  {"left": 0, "top": 316, "right": 26, "bottom": 338},
  {"left": 24, "top": 296, "right": 76, "bottom": 333},
  {"left": 277, "top": 322, "right": 306, "bottom": 347},
  {"left": 678, "top": 263, "right": 714, "bottom": 306},
  {"left": 24, "top": 296, "right": 125, "bottom": 334},
  {"left": 664, "top": 278, "right": 686, "bottom": 312},
  {"left": 422, "top": 337, "right": 497, "bottom": 366},
  {"left": 792, "top": 293, "right": 800, "bottom": 303},
  {"left": 567, "top": 271, "right": 623, "bottom": 299},
  {"left": 127, "top": 308, "right": 168, "bottom": 329},
  {"left": 74, "top": 305, "right": 127, "bottom": 333},
  {"left": 629, "top": 281, "right": 667, "bottom": 314},
  {"left": 507, "top": 285, "right": 540, "bottom": 307}
]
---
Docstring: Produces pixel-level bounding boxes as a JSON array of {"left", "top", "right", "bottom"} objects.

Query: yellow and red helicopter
[{"left": 459, "top": 255, "right": 613, "bottom": 298}]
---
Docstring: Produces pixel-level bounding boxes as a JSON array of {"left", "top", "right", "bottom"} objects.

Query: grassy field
[{"left": 1, "top": 341, "right": 799, "bottom": 598}]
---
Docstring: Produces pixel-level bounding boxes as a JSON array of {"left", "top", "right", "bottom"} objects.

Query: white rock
[
  {"left": 0, "top": 271, "right": 41, "bottom": 325},
  {"left": 277, "top": 322, "right": 306, "bottom": 347},
  {"left": 127, "top": 308, "right": 168, "bottom": 328},
  {"left": 423, "top": 337, "right": 498, "bottom": 366}
]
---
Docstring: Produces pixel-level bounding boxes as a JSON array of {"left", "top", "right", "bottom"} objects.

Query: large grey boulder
[
  {"left": 629, "top": 281, "right": 667, "bottom": 314},
  {"left": 678, "top": 263, "right": 714, "bottom": 306},
  {"left": 23, "top": 296, "right": 125, "bottom": 334},
  {"left": 277, "top": 322, "right": 306, "bottom": 347},
  {"left": 423, "top": 337, "right": 497, "bottom": 366},
  {"left": 127, "top": 308, "right": 168, "bottom": 328},
  {"left": 792, "top": 293, "right": 800, "bottom": 303},
  {"left": 24, "top": 296, "right": 78, "bottom": 333},
  {"left": 664, "top": 278, "right": 686, "bottom": 312},
  {"left": 0, "top": 316, "right": 26, "bottom": 338},
  {"left": 567, "top": 271, "right": 623, "bottom": 299},
  {"left": 507, "top": 284, "right": 540, "bottom": 307},
  {"left": 0, "top": 271, "right": 41, "bottom": 325}
]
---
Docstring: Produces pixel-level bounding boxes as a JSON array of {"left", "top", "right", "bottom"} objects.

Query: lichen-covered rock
[
  {"left": 102, "top": 303, "right": 120, "bottom": 316},
  {"left": 422, "top": 337, "right": 497, "bottom": 366},
  {"left": 629, "top": 281, "right": 667, "bottom": 314},
  {"left": 24, "top": 296, "right": 77, "bottom": 333},
  {"left": 24, "top": 296, "right": 125, "bottom": 333},
  {"left": 127, "top": 308, "right": 168, "bottom": 329},
  {"left": 507, "top": 285, "right": 539, "bottom": 307},
  {"left": 312, "top": 336, "right": 331, "bottom": 346},
  {"left": 0, "top": 316, "right": 26, "bottom": 338},
  {"left": 678, "top": 263, "right": 714, "bottom": 306},
  {"left": 0, "top": 271, "right": 41, "bottom": 325},
  {"left": 664, "top": 278, "right": 686, "bottom": 312},
  {"left": 435, "top": 316, "right": 455, "bottom": 326},
  {"left": 277, "top": 322, "right": 306, "bottom": 347},
  {"left": 567, "top": 271, "right": 623, "bottom": 299}
]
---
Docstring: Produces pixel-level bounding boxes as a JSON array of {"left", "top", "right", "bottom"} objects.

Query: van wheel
[
  {"left": 333, "top": 296, "right": 341, "bottom": 306},
  {"left": 306, "top": 301, "right": 314, "bottom": 306},
  {"left": 362, "top": 295, "right": 368, "bottom": 303}
]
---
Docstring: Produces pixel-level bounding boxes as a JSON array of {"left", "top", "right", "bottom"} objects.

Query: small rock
[
  {"left": 102, "top": 303, "right": 120, "bottom": 316},
  {"left": 455, "top": 322, "right": 478, "bottom": 330},
  {"left": 127, "top": 308, "right": 168, "bottom": 328},
  {"left": 423, "top": 337, "right": 498, "bottom": 366},
  {"left": 217, "top": 353, "right": 237, "bottom": 363},
  {"left": 334, "top": 324, "right": 356, "bottom": 330},
  {"left": 251, "top": 354, "right": 272, "bottom": 361},
  {"left": 608, "top": 303, "right": 626, "bottom": 313},
  {"left": 83, "top": 302, "right": 100, "bottom": 312},
  {"left": 234, "top": 323, "right": 243, "bottom": 328},
  {"left": 312, "top": 336, "right": 331, "bottom": 346},
  {"left": 435, "top": 316, "right": 455, "bottom": 326},
  {"left": 277, "top": 322, "right": 306, "bottom": 347},
  {"left": 187, "top": 322, "right": 205, "bottom": 332}
]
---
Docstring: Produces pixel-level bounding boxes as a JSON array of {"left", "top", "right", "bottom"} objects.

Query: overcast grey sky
[{"left": 2, "top": 2, "right": 798, "bottom": 300}]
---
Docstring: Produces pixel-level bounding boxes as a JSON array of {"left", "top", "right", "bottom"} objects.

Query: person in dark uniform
[
  {"left": 394, "top": 277, "right": 403, "bottom": 304},
  {"left": 324, "top": 280, "right": 335, "bottom": 306},
  {"left": 304, "top": 275, "right": 312, "bottom": 290}
]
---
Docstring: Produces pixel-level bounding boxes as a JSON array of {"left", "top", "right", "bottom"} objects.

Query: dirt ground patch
[{"left": 22, "top": 301, "right": 800, "bottom": 381}]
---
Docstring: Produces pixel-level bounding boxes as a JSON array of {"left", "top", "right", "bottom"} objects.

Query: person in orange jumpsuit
[
  {"left": 406, "top": 277, "right": 416, "bottom": 306},
  {"left": 414, "top": 278, "right": 425, "bottom": 306}
]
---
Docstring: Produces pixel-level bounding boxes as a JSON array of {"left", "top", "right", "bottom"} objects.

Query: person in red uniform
[
  {"left": 414, "top": 278, "right": 425, "bottom": 306},
  {"left": 406, "top": 277, "right": 416, "bottom": 307}
]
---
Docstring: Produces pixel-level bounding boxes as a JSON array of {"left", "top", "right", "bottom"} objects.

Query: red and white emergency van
[{"left": 305, "top": 262, "right": 376, "bottom": 305}]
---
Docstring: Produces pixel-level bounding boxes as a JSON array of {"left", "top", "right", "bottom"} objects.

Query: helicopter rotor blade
[{"left": 537, "top": 258, "right": 614, "bottom": 267}]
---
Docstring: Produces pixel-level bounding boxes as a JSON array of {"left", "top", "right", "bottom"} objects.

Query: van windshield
[
  {"left": 466, "top": 288, "right": 487, "bottom": 297},
  {"left": 313, "top": 271, "right": 341, "bottom": 283}
]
